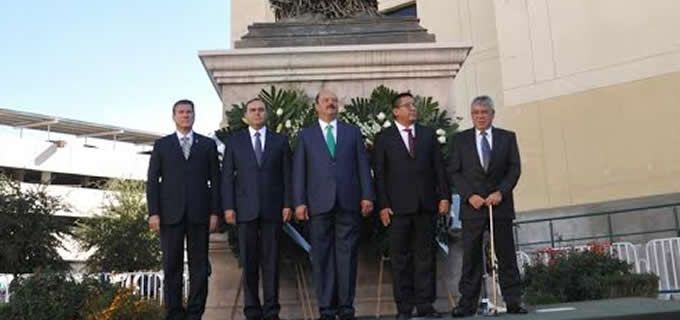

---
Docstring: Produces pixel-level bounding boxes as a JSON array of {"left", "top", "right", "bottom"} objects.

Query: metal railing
[
  {"left": 646, "top": 238, "right": 680, "bottom": 294},
  {"left": 513, "top": 202, "right": 680, "bottom": 250},
  {"left": 0, "top": 270, "right": 188, "bottom": 305},
  {"left": 0, "top": 274, "right": 12, "bottom": 303},
  {"left": 610, "top": 241, "right": 646, "bottom": 273}
]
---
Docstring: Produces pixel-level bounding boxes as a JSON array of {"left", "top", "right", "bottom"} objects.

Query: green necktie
[{"left": 325, "top": 124, "right": 336, "bottom": 157}]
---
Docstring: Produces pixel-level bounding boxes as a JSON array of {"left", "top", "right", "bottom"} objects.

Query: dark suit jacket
[
  {"left": 146, "top": 132, "right": 221, "bottom": 225},
  {"left": 448, "top": 127, "right": 521, "bottom": 220},
  {"left": 293, "top": 120, "right": 374, "bottom": 215},
  {"left": 374, "top": 124, "right": 450, "bottom": 214},
  {"left": 221, "top": 128, "right": 292, "bottom": 223}
]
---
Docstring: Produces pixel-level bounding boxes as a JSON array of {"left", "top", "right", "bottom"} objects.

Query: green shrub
[
  {"left": 76, "top": 179, "right": 161, "bottom": 273},
  {"left": 602, "top": 273, "right": 659, "bottom": 299},
  {"left": 0, "top": 176, "right": 69, "bottom": 274},
  {"left": 0, "top": 303, "right": 13, "bottom": 319},
  {"left": 2, "top": 270, "right": 164, "bottom": 320},
  {"left": 86, "top": 288, "right": 164, "bottom": 320},
  {"left": 79, "top": 277, "right": 119, "bottom": 318},
  {"left": 524, "top": 248, "right": 659, "bottom": 305},
  {"left": 4, "top": 270, "right": 90, "bottom": 319}
]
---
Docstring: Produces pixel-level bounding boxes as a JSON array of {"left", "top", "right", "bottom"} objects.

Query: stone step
[
  {"left": 236, "top": 32, "right": 434, "bottom": 48},
  {"left": 249, "top": 16, "right": 422, "bottom": 28},
  {"left": 235, "top": 17, "right": 436, "bottom": 48},
  {"left": 244, "top": 20, "right": 427, "bottom": 37}
]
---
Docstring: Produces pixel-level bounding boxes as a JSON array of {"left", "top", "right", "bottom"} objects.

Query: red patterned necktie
[{"left": 403, "top": 128, "right": 415, "bottom": 158}]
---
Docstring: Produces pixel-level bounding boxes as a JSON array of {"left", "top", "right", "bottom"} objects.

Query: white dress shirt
[
  {"left": 248, "top": 126, "right": 267, "bottom": 150},
  {"left": 318, "top": 118, "right": 338, "bottom": 142},
  {"left": 475, "top": 126, "right": 493, "bottom": 167},
  {"left": 395, "top": 121, "right": 416, "bottom": 153},
  {"left": 176, "top": 130, "right": 194, "bottom": 145}
]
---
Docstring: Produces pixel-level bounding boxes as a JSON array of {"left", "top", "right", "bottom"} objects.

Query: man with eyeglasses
[
  {"left": 373, "top": 92, "right": 450, "bottom": 319},
  {"left": 448, "top": 95, "right": 527, "bottom": 317}
]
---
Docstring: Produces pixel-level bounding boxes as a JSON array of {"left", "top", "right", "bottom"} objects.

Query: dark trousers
[
  {"left": 458, "top": 217, "right": 522, "bottom": 309},
  {"left": 309, "top": 207, "right": 361, "bottom": 318},
  {"left": 160, "top": 219, "right": 210, "bottom": 320},
  {"left": 238, "top": 218, "right": 282, "bottom": 319},
  {"left": 389, "top": 212, "right": 437, "bottom": 314}
]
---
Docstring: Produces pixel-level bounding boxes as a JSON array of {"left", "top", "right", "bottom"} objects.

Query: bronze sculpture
[{"left": 269, "top": 0, "right": 379, "bottom": 21}]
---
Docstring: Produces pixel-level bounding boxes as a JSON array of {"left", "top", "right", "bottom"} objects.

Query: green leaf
[{"left": 74, "top": 179, "right": 161, "bottom": 273}]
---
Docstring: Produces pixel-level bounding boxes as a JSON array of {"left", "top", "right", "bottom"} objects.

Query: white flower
[
  {"left": 285, "top": 120, "right": 292, "bottom": 128},
  {"left": 376, "top": 112, "right": 386, "bottom": 121},
  {"left": 383, "top": 120, "right": 392, "bottom": 128},
  {"left": 436, "top": 128, "right": 446, "bottom": 136},
  {"left": 276, "top": 108, "right": 283, "bottom": 116},
  {"left": 438, "top": 136, "right": 446, "bottom": 144}
]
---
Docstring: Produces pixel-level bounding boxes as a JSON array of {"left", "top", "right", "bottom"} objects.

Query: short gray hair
[{"left": 470, "top": 95, "right": 495, "bottom": 111}]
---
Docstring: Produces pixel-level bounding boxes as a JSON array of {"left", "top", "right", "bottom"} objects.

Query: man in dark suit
[
  {"left": 373, "top": 92, "right": 450, "bottom": 320},
  {"left": 146, "top": 99, "right": 221, "bottom": 320},
  {"left": 293, "top": 89, "right": 375, "bottom": 320},
  {"left": 222, "top": 98, "right": 292, "bottom": 320},
  {"left": 448, "top": 96, "right": 527, "bottom": 317}
]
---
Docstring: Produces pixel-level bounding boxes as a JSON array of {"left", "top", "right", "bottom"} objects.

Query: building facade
[
  {"left": 229, "top": 0, "right": 680, "bottom": 213},
  {"left": 0, "top": 108, "right": 160, "bottom": 270}
]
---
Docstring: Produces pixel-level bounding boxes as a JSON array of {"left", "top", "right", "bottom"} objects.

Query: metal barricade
[
  {"left": 610, "top": 241, "right": 643, "bottom": 273},
  {"left": 0, "top": 274, "right": 13, "bottom": 303},
  {"left": 645, "top": 237, "right": 680, "bottom": 293},
  {"left": 516, "top": 251, "right": 531, "bottom": 275}
]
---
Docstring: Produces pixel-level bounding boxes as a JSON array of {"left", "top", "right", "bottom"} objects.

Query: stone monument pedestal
[
  {"left": 199, "top": 16, "right": 471, "bottom": 320},
  {"left": 200, "top": 42, "right": 471, "bottom": 128},
  {"left": 203, "top": 232, "right": 465, "bottom": 320}
]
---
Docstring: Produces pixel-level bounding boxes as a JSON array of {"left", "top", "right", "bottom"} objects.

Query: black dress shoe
[
  {"left": 416, "top": 310, "right": 442, "bottom": 318},
  {"left": 450, "top": 306, "right": 475, "bottom": 318},
  {"left": 416, "top": 304, "right": 441, "bottom": 318},
  {"left": 396, "top": 313, "right": 412, "bottom": 320},
  {"left": 507, "top": 304, "right": 529, "bottom": 314},
  {"left": 265, "top": 316, "right": 281, "bottom": 320}
]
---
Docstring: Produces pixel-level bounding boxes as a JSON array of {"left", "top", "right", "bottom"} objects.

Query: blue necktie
[
  {"left": 254, "top": 131, "right": 263, "bottom": 165},
  {"left": 481, "top": 131, "right": 491, "bottom": 171}
]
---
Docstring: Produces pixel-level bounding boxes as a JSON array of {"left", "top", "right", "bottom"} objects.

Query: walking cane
[{"left": 487, "top": 204, "right": 499, "bottom": 316}]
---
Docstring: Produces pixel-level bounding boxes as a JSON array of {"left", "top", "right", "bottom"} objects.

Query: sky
[{"left": 0, "top": 0, "right": 232, "bottom": 135}]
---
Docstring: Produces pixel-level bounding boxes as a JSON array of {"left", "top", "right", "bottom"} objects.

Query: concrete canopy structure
[{"left": 0, "top": 108, "right": 161, "bottom": 145}]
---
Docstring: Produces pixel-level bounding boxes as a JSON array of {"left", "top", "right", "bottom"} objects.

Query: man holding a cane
[{"left": 448, "top": 95, "right": 527, "bottom": 317}]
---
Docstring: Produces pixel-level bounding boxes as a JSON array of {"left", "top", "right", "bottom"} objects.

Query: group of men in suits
[{"left": 145, "top": 91, "right": 527, "bottom": 320}]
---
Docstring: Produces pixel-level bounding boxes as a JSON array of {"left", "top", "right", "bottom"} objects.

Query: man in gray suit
[{"left": 448, "top": 96, "right": 527, "bottom": 317}]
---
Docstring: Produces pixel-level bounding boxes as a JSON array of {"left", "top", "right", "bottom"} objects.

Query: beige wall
[
  {"left": 492, "top": 0, "right": 680, "bottom": 106},
  {"left": 416, "top": 0, "right": 503, "bottom": 126},
  {"left": 489, "top": 0, "right": 680, "bottom": 210},
  {"left": 230, "top": 0, "right": 274, "bottom": 46},
  {"left": 497, "top": 71, "right": 680, "bottom": 211},
  {"left": 378, "top": 0, "right": 413, "bottom": 11}
]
